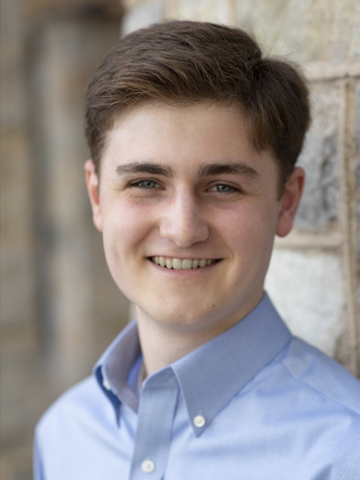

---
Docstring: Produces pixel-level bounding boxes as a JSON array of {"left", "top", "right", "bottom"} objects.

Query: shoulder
[
  {"left": 34, "top": 376, "right": 125, "bottom": 479},
  {"left": 281, "top": 337, "right": 360, "bottom": 414},
  {"left": 36, "top": 375, "right": 113, "bottom": 443},
  {"left": 249, "top": 338, "right": 360, "bottom": 478}
]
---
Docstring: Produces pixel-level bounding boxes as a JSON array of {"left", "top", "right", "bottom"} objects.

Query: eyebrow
[
  {"left": 115, "top": 160, "right": 259, "bottom": 179},
  {"left": 198, "top": 162, "right": 259, "bottom": 179},
  {"left": 116, "top": 162, "right": 174, "bottom": 177}
]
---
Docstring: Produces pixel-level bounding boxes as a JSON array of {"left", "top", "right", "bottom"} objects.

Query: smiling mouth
[{"left": 150, "top": 256, "right": 219, "bottom": 270}]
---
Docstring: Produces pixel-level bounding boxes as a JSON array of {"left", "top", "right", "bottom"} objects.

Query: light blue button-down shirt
[{"left": 34, "top": 293, "right": 360, "bottom": 479}]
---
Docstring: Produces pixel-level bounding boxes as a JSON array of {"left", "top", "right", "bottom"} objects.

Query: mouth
[{"left": 150, "top": 256, "right": 220, "bottom": 270}]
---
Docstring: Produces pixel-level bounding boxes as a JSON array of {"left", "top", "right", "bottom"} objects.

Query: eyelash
[
  {"left": 129, "top": 180, "right": 163, "bottom": 189},
  {"left": 128, "top": 179, "right": 243, "bottom": 194},
  {"left": 208, "top": 184, "right": 242, "bottom": 194}
]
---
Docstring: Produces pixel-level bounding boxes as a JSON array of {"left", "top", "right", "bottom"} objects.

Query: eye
[
  {"left": 130, "top": 180, "right": 161, "bottom": 189},
  {"left": 208, "top": 183, "right": 242, "bottom": 194}
]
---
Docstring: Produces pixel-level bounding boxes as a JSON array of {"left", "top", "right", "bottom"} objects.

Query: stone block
[
  {"left": 1, "top": 0, "right": 29, "bottom": 127},
  {"left": 0, "top": 131, "right": 33, "bottom": 247},
  {"left": 304, "top": 0, "right": 360, "bottom": 62},
  {"left": 122, "top": 0, "right": 147, "bottom": 9},
  {"left": 121, "top": 0, "right": 164, "bottom": 35},
  {"left": 354, "top": 83, "right": 360, "bottom": 308},
  {"left": 236, "top": 0, "right": 303, "bottom": 58},
  {"left": 0, "top": 251, "right": 36, "bottom": 327},
  {"left": 175, "top": 0, "right": 234, "bottom": 24},
  {"left": 265, "top": 249, "right": 344, "bottom": 357},
  {"left": 24, "top": 0, "right": 122, "bottom": 18},
  {"left": 235, "top": 0, "right": 360, "bottom": 62},
  {"left": 295, "top": 82, "right": 341, "bottom": 229}
]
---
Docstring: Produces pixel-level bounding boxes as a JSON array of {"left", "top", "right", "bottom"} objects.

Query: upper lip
[{"left": 148, "top": 255, "right": 220, "bottom": 260}]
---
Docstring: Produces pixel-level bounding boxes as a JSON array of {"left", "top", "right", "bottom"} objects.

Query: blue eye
[
  {"left": 216, "top": 184, "right": 233, "bottom": 192},
  {"left": 211, "top": 184, "right": 240, "bottom": 193},
  {"left": 131, "top": 180, "right": 159, "bottom": 189}
]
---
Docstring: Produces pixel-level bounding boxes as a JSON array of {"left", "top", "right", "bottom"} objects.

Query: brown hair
[{"left": 84, "top": 20, "right": 310, "bottom": 187}]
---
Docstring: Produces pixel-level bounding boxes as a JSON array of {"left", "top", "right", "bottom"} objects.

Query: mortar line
[{"left": 338, "top": 78, "right": 360, "bottom": 376}]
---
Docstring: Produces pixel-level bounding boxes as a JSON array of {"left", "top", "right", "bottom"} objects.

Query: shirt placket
[{"left": 129, "top": 372, "right": 179, "bottom": 480}]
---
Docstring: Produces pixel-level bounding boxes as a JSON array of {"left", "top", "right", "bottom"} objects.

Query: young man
[{"left": 34, "top": 21, "right": 360, "bottom": 479}]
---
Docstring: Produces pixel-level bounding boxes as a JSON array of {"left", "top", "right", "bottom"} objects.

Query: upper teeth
[{"left": 152, "top": 257, "right": 215, "bottom": 269}]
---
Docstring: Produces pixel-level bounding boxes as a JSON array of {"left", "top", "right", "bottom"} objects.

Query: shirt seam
[
  {"left": 281, "top": 361, "right": 360, "bottom": 417},
  {"left": 282, "top": 361, "right": 360, "bottom": 477}
]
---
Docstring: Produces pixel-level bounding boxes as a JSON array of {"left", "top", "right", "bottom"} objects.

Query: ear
[
  {"left": 276, "top": 167, "right": 305, "bottom": 237},
  {"left": 84, "top": 159, "right": 103, "bottom": 232}
]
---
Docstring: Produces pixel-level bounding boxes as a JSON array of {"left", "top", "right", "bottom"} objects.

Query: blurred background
[{"left": 1, "top": 0, "right": 359, "bottom": 478}]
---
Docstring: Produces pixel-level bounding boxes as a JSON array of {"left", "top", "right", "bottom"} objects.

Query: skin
[{"left": 85, "top": 102, "right": 304, "bottom": 377}]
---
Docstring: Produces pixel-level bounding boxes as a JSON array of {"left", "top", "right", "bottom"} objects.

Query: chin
[{"left": 140, "top": 302, "right": 223, "bottom": 331}]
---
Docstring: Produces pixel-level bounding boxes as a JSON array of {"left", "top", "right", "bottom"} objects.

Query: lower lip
[{"left": 147, "top": 259, "right": 221, "bottom": 277}]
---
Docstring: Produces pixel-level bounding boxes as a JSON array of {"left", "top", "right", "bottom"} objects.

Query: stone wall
[
  {"left": 120, "top": 0, "right": 360, "bottom": 374},
  {"left": 1, "top": 3, "right": 40, "bottom": 477},
  {"left": 1, "top": 0, "right": 359, "bottom": 479}
]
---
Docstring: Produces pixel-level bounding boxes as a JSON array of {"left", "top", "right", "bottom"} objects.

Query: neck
[
  {"left": 137, "top": 317, "right": 211, "bottom": 377},
  {"left": 135, "top": 292, "right": 263, "bottom": 378}
]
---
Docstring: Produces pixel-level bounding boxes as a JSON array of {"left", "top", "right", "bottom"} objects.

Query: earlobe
[
  {"left": 276, "top": 167, "right": 305, "bottom": 238},
  {"left": 84, "top": 159, "right": 103, "bottom": 232}
]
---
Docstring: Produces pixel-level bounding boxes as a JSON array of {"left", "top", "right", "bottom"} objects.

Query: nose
[{"left": 159, "top": 190, "right": 209, "bottom": 248}]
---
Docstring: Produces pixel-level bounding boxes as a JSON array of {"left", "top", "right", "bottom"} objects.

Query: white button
[
  {"left": 193, "top": 415, "right": 206, "bottom": 427},
  {"left": 103, "top": 378, "right": 111, "bottom": 390},
  {"left": 141, "top": 460, "right": 155, "bottom": 473}
]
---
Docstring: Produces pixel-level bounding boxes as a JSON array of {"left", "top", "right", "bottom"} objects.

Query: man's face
[{"left": 86, "top": 103, "right": 302, "bottom": 336}]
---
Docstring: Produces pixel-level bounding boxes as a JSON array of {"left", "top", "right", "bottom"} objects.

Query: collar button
[
  {"left": 193, "top": 415, "right": 206, "bottom": 428},
  {"left": 102, "top": 378, "right": 111, "bottom": 391},
  {"left": 141, "top": 460, "right": 155, "bottom": 473}
]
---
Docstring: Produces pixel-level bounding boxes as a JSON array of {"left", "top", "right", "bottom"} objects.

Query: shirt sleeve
[
  {"left": 33, "top": 430, "right": 45, "bottom": 480},
  {"left": 341, "top": 450, "right": 360, "bottom": 480}
]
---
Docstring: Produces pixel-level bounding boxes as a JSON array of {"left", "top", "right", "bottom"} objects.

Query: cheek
[
  {"left": 102, "top": 201, "right": 154, "bottom": 257},
  {"left": 221, "top": 203, "right": 278, "bottom": 260},
  {"left": 101, "top": 208, "right": 144, "bottom": 294},
  {"left": 220, "top": 208, "right": 278, "bottom": 270}
]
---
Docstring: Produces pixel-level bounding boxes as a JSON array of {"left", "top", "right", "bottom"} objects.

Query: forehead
[{"left": 101, "top": 102, "right": 278, "bottom": 180}]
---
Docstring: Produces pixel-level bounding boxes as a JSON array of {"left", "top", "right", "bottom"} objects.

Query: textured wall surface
[
  {"left": 1, "top": 1, "right": 126, "bottom": 479},
  {"left": 1, "top": 0, "right": 359, "bottom": 479}
]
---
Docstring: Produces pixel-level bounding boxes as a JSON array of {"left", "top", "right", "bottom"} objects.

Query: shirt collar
[
  {"left": 94, "top": 320, "right": 142, "bottom": 413},
  {"left": 171, "top": 292, "right": 291, "bottom": 435},
  {"left": 94, "top": 292, "right": 292, "bottom": 435}
]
